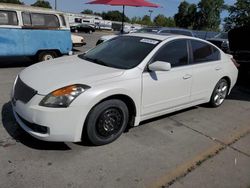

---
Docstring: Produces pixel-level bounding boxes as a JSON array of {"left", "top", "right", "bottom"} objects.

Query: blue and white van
[{"left": 0, "top": 3, "right": 72, "bottom": 61}]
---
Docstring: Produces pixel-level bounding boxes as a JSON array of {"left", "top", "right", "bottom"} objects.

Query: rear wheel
[
  {"left": 85, "top": 99, "right": 129, "bottom": 146},
  {"left": 209, "top": 79, "right": 229, "bottom": 107},
  {"left": 38, "top": 51, "right": 58, "bottom": 62}
]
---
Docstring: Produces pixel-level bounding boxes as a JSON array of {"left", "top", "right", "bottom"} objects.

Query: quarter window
[
  {"left": 0, "top": 10, "right": 18, "bottom": 25},
  {"left": 59, "top": 15, "right": 66, "bottom": 26},
  {"left": 191, "top": 40, "right": 220, "bottom": 63},
  {"left": 152, "top": 40, "right": 188, "bottom": 67}
]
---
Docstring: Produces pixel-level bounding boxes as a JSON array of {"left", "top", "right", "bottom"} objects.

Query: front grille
[
  {"left": 17, "top": 113, "right": 48, "bottom": 134},
  {"left": 14, "top": 77, "right": 37, "bottom": 103}
]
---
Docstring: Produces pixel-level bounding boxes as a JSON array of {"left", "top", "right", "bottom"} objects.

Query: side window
[
  {"left": 59, "top": 14, "right": 66, "bottom": 27},
  {"left": 22, "top": 12, "right": 31, "bottom": 26},
  {"left": 152, "top": 40, "right": 188, "bottom": 67},
  {"left": 31, "top": 13, "right": 60, "bottom": 28},
  {"left": 191, "top": 40, "right": 220, "bottom": 63},
  {"left": 0, "top": 10, "right": 18, "bottom": 25}
]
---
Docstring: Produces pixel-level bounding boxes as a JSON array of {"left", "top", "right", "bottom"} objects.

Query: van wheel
[
  {"left": 209, "top": 79, "right": 229, "bottom": 107},
  {"left": 38, "top": 51, "right": 58, "bottom": 62},
  {"left": 85, "top": 99, "right": 129, "bottom": 146}
]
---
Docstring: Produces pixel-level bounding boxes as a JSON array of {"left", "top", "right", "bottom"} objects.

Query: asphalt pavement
[{"left": 0, "top": 31, "right": 249, "bottom": 188}]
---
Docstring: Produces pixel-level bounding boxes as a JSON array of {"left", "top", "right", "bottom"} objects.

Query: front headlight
[{"left": 39, "top": 84, "right": 90, "bottom": 108}]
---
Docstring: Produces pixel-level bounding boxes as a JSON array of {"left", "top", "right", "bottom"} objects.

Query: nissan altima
[{"left": 11, "top": 33, "right": 238, "bottom": 145}]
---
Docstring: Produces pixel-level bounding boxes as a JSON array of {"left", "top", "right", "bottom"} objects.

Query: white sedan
[{"left": 11, "top": 33, "right": 238, "bottom": 145}]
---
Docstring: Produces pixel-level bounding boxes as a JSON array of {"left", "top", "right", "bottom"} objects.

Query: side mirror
[{"left": 148, "top": 61, "right": 171, "bottom": 71}]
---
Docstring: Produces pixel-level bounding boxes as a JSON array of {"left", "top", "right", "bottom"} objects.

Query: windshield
[
  {"left": 170, "top": 30, "right": 193, "bottom": 36},
  {"left": 215, "top": 32, "right": 228, "bottom": 39},
  {"left": 79, "top": 36, "right": 160, "bottom": 69}
]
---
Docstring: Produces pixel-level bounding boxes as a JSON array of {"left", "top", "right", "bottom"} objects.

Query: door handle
[
  {"left": 183, "top": 74, "right": 192, "bottom": 80},
  {"left": 215, "top": 67, "right": 222, "bottom": 71}
]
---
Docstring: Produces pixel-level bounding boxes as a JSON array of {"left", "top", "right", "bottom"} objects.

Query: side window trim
[{"left": 148, "top": 39, "right": 190, "bottom": 69}]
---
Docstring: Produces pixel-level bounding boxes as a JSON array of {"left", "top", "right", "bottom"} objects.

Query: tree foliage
[
  {"left": 81, "top": 9, "right": 94, "bottom": 15},
  {"left": 0, "top": 0, "right": 23, "bottom": 4},
  {"left": 194, "top": 0, "right": 224, "bottom": 31},
  {"left": 101, "top": 11, "right": 130, "bottom": 22},
  {"left": 224, "top": 0, "right": 250, "bottom": 31},
  {"left": 174, "top": 1, "right": 196, "bottom": 28},
  {"left": 31, "top": 0, "right": 52, "bottom": 9},
  {"left": 154, "top": 14, "right": 175, "bottom": 27}
]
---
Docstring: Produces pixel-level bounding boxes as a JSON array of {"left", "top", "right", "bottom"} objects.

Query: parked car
[
  {"left": 96, "top": 27, "right": 195, "bottom": 46},
  {"left": 12, "top": 33, "right": 238, "bottom": 145},
  {"left": 228, "top": 26, "right": 250, "bottom": 69},
  {"left": 136, "top": 27, "right": 196, "bottom": 37},
  {"left": 207, "top": 32, "right": 229, "bottom": 53},
  {"left": 71, "top": 34, "right": 86, "bottom": 47},
  {"left": 70, "top": 23, "right": 95, "bottom": 33},
  {"left": 0, "top": 3, "right": 72, "bottom": 62},
  {"left": 96, "top": 34, "right": 117, "bottom": 46}
]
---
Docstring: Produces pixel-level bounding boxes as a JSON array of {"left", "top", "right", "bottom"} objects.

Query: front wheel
[
  {"left": 209, "top": 79, "right": 229, "bottom": 107},
  {"left": 85, "top": 99, "right": 129, "bottom": 146}
]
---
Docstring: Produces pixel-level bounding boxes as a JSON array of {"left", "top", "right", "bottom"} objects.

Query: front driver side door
[{"left": 141, "top": 39, "right": 193, "bottom": 117}]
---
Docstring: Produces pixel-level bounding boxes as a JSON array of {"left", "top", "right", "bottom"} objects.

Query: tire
[
  {"left": 85, "top": 99, "right": 129, "bottom": 146},
  {"left": 38, "top": 51, "right": 58, "bottom": 62},
  {"left": 209, "top": 79, "right": 229, "bottom": 107}
]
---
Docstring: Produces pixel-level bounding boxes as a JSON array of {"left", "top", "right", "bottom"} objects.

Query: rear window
[
  {"left": 22, "top": 12, "right": 60, "bottom": 28},
  {"left": 191, "top": 40, "right": 220, "bottom": 63},
  {"left": 0, "top": 10, "right": 18, "bottom": 25}
]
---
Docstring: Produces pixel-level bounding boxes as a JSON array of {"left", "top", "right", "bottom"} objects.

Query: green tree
[
  {"left": 224, "top": 0, "right": 250, "bottom": 30},
  {"left": 31, "top": 0, "right": 52, "bottom": 9},
  {"left": 101, "top": 11, "right": 129, "bottom": 22},
  {"left": 0, "top": 0, "right": 23, "bottom": 4},
  {"left": 81, "top": 9, "right": 94, "bottom": 15},
  {"left": 141, "top": 15, "right": 152, "bottom": 26},
  {"left": 194, "top": 0, "right": 224, "bottom": 31},
  {"left": 154, "top": 14, "right": 175, "bottom": 27},
  {"left": 174, "top": 1, "right": 197, "bottom": 29}
]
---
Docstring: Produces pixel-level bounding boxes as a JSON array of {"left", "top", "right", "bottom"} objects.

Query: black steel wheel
[{"left": 85, "top": 99, "right": 129, "bottom": 145}]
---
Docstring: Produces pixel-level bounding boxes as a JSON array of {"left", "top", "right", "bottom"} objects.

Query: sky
[{"left": 22, "top": 0, "right": 236, "bottom": 20}]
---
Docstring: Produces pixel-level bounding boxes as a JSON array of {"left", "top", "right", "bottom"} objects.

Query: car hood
[{"left": 19, "top": 55, "right": 124, "bottom": 95}]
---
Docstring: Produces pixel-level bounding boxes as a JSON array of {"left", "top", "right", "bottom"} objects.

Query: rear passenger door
[{"left": 189, "top": 40, "right": 224, "bottom": 102}]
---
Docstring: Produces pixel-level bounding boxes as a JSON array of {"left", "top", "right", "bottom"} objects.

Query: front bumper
[{"left": 12, "top": 94, "right": 89, "bottom": 142}]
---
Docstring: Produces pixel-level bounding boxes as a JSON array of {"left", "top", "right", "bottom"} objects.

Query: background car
[
  {"left": 207, "top": 32, "right": 229, "bottom": 53},
  {"left": 228, "top": 26, "right": 250, "bottom": 69},
  {"left": 96, "top": 27, "right": 196, "bottom": 46},
  {"left": 71, "top": 34, "right": 86, "bottom": 47},
  {"left": 70, "top": 23, "right": 96, "bottom": 33}
]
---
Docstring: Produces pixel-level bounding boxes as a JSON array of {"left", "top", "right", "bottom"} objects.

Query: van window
[
  {"left": 59, "top": 15, "right": 66, "bottom": 26},
  {"left": 31, "top": 13, "right": 60, "bottom": 28},
  {"left": 22, "top": 12, "right": 31, "bottom": 26},
  {"left": 0, "top": 10, "right": 18, "bottom": 25}
]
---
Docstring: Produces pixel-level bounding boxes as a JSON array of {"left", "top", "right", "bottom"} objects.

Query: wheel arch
[{"left": 81, "top": 94, "right": 137, "bottom": 141}]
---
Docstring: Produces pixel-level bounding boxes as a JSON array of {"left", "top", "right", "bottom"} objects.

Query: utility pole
[
  {"left": 148, "top": 10, "right": 153, "bottom": 20},
  {"left": 55, "top": 0, "right": 57, "bottom": 10}
]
